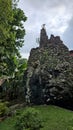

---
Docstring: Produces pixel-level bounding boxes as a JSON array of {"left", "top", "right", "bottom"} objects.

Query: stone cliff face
[{"left": 25, "top": 27, "right": 73, "bottom": 105}]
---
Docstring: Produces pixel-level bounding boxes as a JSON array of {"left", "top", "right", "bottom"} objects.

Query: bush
[
  {"left": 0, "top": 101, "right": 9, "bottom": 117},
  {"left": 15, "top": 107, "right": 43, "bottom": 130}
]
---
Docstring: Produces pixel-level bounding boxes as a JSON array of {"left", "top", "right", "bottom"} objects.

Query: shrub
[
  {"left": 0, "top": 102, "right": 9, "bottom": 117},
  {"left": 15, "top": 107, "right": 43, "bottom": 130}
]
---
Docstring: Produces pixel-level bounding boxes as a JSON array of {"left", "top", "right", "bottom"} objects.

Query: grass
[{"left": 0, "top": 105, "right": 73, "bottom": 130}]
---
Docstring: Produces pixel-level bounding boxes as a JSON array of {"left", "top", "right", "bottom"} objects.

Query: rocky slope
[{"left": 25, "top": 27, "right": 73, "bottom": 105}]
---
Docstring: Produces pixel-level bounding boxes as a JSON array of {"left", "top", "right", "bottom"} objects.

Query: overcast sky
[{"left": 18, "top": 0, "right": 73, "bottom": 59}]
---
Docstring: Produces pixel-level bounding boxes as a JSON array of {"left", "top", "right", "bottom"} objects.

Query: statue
[{"left": 42, "top": 24, "right": 46, "bottom": 29}]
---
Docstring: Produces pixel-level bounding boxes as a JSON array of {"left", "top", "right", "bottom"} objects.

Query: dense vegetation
[
  {"left": 0, "top": 0, "right": 27, "bottom": 78},
  {"left": 0, "top": 0, "right": 27, "bottom": 101},
  {"left": 15, "top": 107, "right": 43, "bottom": 130}
]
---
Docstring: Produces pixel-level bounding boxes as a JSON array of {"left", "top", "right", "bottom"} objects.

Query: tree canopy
[{"left": 0, "top": 0, "right": 27, "bottom": 78}]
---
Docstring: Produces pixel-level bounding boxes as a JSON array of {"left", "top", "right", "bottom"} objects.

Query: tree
[
  {"left": 0, "top": 0, "right": 27, "bottom": 78},
  {"left": 0, "top": 58, "right": 27, "bottom": 101}
]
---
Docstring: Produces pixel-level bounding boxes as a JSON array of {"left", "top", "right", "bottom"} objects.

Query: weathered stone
[{"left": 25, "top": 27, "right": 73, "bottom": 105}]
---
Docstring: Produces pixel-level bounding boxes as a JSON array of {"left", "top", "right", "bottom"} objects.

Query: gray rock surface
[{"left": 25, "top": 27, "right": 73, "bottom": 104}]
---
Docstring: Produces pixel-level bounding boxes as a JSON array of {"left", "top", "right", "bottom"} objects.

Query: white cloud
[
  {"left": 18, "top": 0, "right": 73, "bottom": 58},
  {"left": 62, "top": 17, "right": 73, "bottom": 50},
  {"left": 20, "top": 52, "right": 30, "bottom": 59}
]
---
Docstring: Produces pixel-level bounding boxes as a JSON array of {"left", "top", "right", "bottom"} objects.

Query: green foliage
[
  {"left": 1, "top": 58, "right": 27, "bottom": 101},
  {"left": 0, "top": 0, "right": 27, "bottom": 101},
  {"left": 0, "top": 0, "right": 27, "bottom": 78},
  {"left": 15, "top": 107, "right": 43, "bottom": 130},
  {"left": 0, "top": 101, "right": 9, "bottom": 117}
]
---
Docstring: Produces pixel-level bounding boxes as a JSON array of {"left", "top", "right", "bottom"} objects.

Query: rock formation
[{"left": 25, "top": 26, "right": 73, "bottom": 105}]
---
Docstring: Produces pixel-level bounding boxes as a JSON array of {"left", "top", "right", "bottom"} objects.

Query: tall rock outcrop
[{"left": 25, "top": 27, "right": 73, "bottom": 105}]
